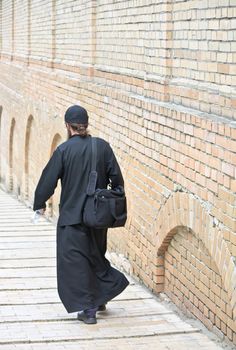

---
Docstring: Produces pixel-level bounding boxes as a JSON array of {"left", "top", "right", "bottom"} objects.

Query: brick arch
[
  {"left": 24, "top": 115, "right": 34, "bottom": 200},
  {"left": 154, "top": 191, "right": 236, "bottom": 316},
  {"left": 0, "top": 106, "right": 2, "bottom": 131},
  {"left": 0, "top": 106, "right": 2, "bottom": 180},
  {"left": 48, "top": 133, "right": 62, "bottom": 219},
  {"left": 9, "top": 118, "right": 16, "bottom": 191},
  {"left": 50, "top": 133, "right": 62, "bottom": 156}
]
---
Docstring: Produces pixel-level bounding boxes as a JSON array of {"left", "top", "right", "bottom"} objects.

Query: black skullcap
[{"left": 64, "top": 105, "right": 88, "bottom": 124}]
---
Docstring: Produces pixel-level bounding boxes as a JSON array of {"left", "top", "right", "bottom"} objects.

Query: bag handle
[{"left": 86, "top": 137, "right": 98, "bottom": 196}]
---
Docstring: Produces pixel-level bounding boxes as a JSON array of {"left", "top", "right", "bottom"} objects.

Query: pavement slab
[{"left": 0, "top": 189, "right": 233, "bottom": 350}]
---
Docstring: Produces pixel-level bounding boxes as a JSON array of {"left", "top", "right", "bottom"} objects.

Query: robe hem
[{"left": 64, "top": 278, "right": 129, "bottom": 314}]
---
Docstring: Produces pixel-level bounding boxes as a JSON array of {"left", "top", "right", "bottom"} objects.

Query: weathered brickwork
[
  {"left": 165, "top": 227, "right": 236, "bottom": 343},
  {"left": 0, "top": 0, "right": 235, "bottom": 345}
]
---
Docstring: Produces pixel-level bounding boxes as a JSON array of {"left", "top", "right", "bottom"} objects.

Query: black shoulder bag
[{"left": 83, "top": 137, "right": 127, "bottom": 229}]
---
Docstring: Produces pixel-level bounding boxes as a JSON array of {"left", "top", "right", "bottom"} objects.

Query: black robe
[{"left": 33, "top": 135, "right": 129, "bottom": 313}]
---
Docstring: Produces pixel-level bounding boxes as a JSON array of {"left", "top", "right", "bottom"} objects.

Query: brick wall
[
  {"left": 165, "top": 227, "right": 235, "bottom": 343},
  {"left": 0, "top": 0, "right": 235, "bottom": 345}
]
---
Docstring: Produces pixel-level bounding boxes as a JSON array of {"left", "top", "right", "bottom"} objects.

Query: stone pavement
[{"left": 0, "top": 189, "right": 233, "bottom": 350}]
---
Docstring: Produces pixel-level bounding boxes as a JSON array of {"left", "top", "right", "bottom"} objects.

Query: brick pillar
[
  {"left": 153, "top": 255, "right": 165, "bottom": 293},
  {"left": 88, "top": 0, "right": 96, "bottom": 77}
]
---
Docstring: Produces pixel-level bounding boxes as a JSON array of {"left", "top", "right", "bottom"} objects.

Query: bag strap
[
  {"left": 86, "top": 137, "right": 98, "bottom": 196},
  {"left": 91, "top": 137, "right": 97, "bottom": 172}
]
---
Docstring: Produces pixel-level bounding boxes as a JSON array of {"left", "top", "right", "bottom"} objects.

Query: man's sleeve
[
  {"left": 104, "top": 143, "right": 124, "bottom": 189},
  {"left": 33, "top": 148, "right": 63, "bottom": 210}
]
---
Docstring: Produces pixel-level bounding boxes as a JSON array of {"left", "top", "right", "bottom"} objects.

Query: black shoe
[
  {"left": 98, "top": 304, "right": 106, "bottom": 312},
  {"left": 77, "top": 311, "right": 97, "bottom": 324}
]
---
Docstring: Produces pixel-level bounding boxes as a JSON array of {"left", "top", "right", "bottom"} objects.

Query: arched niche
[
  {"left": 48, "top": 133, "right": 62, "bottom": 220},
  {"left": 9, "top": 118, "right": 16, "bottom": 191},
  {"left": 0, "top": 106, "right": 2, "bottom": 134},
  {"left": 24, "top": 115, "right": 34, "bottom": 200},
  {"left": 164, "top": 226, "right": 235, "bottom": 343},
  {"left": 0, "top": 106, "right": 2, "bottom": 182},
  {"left": 152, "top": 192, "right": 236, "bottom": 344}
]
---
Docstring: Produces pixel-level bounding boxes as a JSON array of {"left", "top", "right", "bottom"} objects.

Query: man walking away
[{"left": 33, "top": 105, "right": 129, "bottom": 324}]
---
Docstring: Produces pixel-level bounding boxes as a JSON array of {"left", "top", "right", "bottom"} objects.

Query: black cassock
[{"left": 33, "top": 135, "right": 129, "bottom": 313}]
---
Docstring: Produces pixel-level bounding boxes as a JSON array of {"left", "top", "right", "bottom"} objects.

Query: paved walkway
[{"left": 0, "top": 189, "right": 232, "bottom": 350}]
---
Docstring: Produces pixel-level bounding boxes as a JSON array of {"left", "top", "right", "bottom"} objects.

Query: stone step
[
  {"left": 0, "top": 236, "right": 54, "bottom": 243},
  {"left": 0, "top": 277, "right": 57, "bottom": 290},
  {"left": 0, "top": 313, "right": 199, "bottom": 345},
  {"left": 0, "top": 247, "right": 55, "bottom": 259},
  {"left": 0, "top": 257, "right": 55, "bottom": 268},
  {"left": 0, "top": 230, "right": 55, "bottom": 237},
  {"left": 0, "top": 333, "right": 224, "bottom": 350},
  {"left": 0, "top": 299, "right": 172, "bottom": 323},
  {"left": 0, "top": 266, "right": 56, "bottom": 278},
  {"left": 0, "top": 226, "right": 55, "bottom": 232},
  {"left": 0, "top": 222, "right": 52, "bottom": 227},
  {"left": 0, "top": 241, "right": 55, "bottom": 250},
  {"left": 0, "top": 284, "right": 153, "bottom": 305}
]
